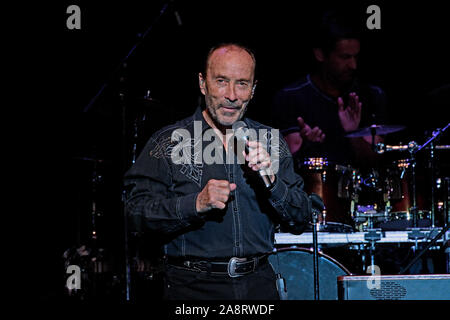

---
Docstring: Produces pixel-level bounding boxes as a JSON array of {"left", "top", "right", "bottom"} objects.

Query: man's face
[
  {"left": 199, "top": 45, "right": 255, "bottom": 127},
  {"left": 323, "top": 38, "right": 360, "bottom": 85}
]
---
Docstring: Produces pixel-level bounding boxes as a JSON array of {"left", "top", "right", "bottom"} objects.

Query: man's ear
[
  {"left": 313, "top": 48, "right": 325, "bottom": 63},
  {"left": 251, "top": 81, "right": 257, "bottom": 98},
  {"left": 199, "top": 73, "right": 206, "bottom": 95}
]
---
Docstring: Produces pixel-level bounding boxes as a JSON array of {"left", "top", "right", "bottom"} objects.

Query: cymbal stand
[
  {"left": 430, "top": 139, "right": 436, "bottom": 227},
  {"left": 408, "top": 142, "right": 419, "bottom": 228},
  {"left": 398, "top": 124, "right": 450, "bottom": 273},
  {"left": 90, "top": 160, "right": 102, "bottom": 244},
  {"left": 414, "top": 123, "right": 450, "bottom": 227},
  {"left": 406, "top": 143, "right": 428, "bottom": 253},
  {"left": 131, "top": 118, "right": 138, "bottom": 165},
  {"left": 131, "top": 112, "right": 143, "bottom": 165}
]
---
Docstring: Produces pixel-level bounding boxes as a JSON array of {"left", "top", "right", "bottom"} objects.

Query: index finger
[
  {"left": 209, "top": 179, "right": 232, "bottom": 188},
  {"left": 297, "top": 117, "right": 305, "bottom": 129},
  {"left": 349, "top": 93, "right": 359, "bottom": 106},
  {"left": 247, "top": 140, "right": 264, "bottom": 149},
  {"left": 337, "top": 97, "right": 345, "bottom": 112}
]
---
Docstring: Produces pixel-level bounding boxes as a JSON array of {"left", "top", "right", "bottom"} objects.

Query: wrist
[{"left": 195, "top": 193, "right": 206, "bottom": 213}]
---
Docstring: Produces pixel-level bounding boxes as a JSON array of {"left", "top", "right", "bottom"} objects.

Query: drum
[
  {"left": 299, "top": 157, "right": 354, "bottom": 227},
  {"left": 382, "top": 159, "right": 432, "bottom": 230},
  {"left": 352, "top": 168, "right": 386, "bottom": 210},
  {"left": 351, "top": 166, "right": 389, "bottom": 231},
  {"left": 269, "top": 247, "right": 351, "bottom": 300},
  {"left": 385, "top": 159, "right": 429, "bottom": 212}
]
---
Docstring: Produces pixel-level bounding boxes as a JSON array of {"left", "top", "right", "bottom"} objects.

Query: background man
[{"left": 272, "top": 10, "right": 387, "bottom": 169}]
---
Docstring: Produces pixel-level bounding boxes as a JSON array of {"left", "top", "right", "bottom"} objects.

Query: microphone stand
[
  {"left": 311, "top": 208, "right": 320, "bottom": 300},
  {"left": 81, "top": 2, "right": 174, "bottom": 302},
  {"left": 309, "top": 193, "right": 324, "bottom": 300}
]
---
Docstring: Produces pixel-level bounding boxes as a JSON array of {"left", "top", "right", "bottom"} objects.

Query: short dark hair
[
  {"left": 312, "top": 9, "right": 362, "bottom": 55},
  {"left": 202, "top": 42, "right": 257, "bottom": 78}
]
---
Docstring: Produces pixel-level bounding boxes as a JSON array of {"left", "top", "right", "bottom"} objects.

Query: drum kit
[
  {"left": 272, "top": 122, "right": 450, "bottom": 300},
  {"left": 298, "top": 122, "right": 450, "bottom": 233}
]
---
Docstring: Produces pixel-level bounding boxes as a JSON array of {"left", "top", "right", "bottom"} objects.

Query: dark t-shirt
[{"left": 272, "top": 74, "right": 387, "bottom": 166}]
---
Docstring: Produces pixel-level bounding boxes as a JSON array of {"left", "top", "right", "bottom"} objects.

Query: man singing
[{"left": 124, "top": 43, "right": 311, "bottom": 300}]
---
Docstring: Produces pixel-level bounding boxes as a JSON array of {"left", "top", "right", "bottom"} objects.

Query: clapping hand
[
  {"left": 297, "top": 117, "right": 326, "bottom": 143},
  {"left": 338, "top": 92, "right": 361, "bottom": 132}
]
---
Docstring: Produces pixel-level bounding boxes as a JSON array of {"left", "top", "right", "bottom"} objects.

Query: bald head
[
  {"left": 199, "top": 43, "right": 257, "bottom": 128},
  {"left": 204, "top": 43, "right": 256, "bottom": 80}
]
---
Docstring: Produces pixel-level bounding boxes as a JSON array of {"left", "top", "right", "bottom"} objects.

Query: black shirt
[{"left": 124, "top": 107, "right": 311, "bottom": 259}]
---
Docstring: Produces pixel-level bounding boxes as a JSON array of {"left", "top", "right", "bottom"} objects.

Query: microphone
[
  {"left": 232, "top": 121, "right": 274, "bottom": 189},
  {"left": 309, "top": 193, "right": 325, "bottom": 221},
  {"left": 309, "top": 193, "right": 325, "bottom": 212}
]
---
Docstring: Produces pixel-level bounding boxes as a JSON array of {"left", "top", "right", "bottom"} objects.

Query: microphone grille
[
  {"left": 309, "top": 193, "right": 325, "bottom": 211},
  {"left": 232, "top": 120, "right": 247, "bottom": 131},
  {"left": 232, "top": 121, "right": 249, "bottom": 141}
]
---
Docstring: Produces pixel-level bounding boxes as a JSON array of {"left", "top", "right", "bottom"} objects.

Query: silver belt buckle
[{"left": 227, "top": 257, "right": 247, "bottom": 278}]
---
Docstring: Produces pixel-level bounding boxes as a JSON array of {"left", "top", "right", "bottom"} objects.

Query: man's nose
[
  {"left": 225, "top": 84, "right": 237, "bottom": 102},
  {"left": 348, "top": 57, "right": 357, "bottom": 70}
]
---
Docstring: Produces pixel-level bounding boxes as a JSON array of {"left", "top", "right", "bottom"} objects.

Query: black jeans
[{"left": 163, "top": 261, "right": 280, "bottom": 300}]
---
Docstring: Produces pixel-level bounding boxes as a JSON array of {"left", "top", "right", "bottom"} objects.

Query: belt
[{"left": 167, "top": 255, "right": 269, "bottom": 278}]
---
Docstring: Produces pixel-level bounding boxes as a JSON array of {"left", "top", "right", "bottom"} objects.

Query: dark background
[{"left": 24, "top": 0, "right": 449, "bottom": 301}]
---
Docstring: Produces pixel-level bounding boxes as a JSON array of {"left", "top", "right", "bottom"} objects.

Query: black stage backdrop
[{"left": 21, "top": 0, "right": 449, "bottom": 305}]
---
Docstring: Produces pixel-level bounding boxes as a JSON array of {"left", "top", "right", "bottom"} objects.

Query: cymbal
[{"left": 345, "top": 124, "right": 406, "bottom": 138}]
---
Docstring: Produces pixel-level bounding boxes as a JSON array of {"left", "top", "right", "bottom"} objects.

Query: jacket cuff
[
  {"left": 176, "top": 192, "right": 202, "bottom": 222},
  {"left": 268, "top": 176, "right": 288, "bottom": 205}
]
